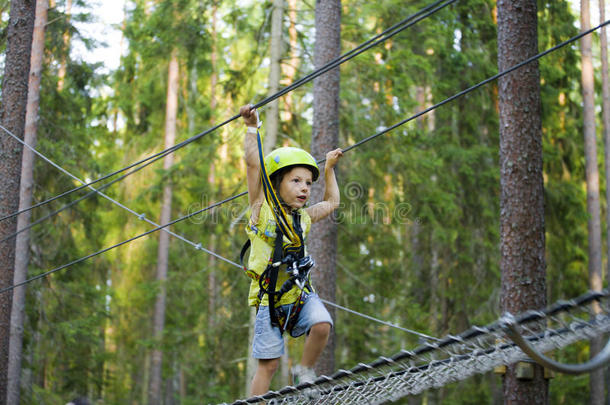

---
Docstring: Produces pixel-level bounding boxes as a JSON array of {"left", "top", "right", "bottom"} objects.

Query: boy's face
[{"left": 278, "top": 166, "right": 313, "bottom": 210}]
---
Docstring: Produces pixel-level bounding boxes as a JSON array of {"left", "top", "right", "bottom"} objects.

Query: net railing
[{"left": 225, "top": 290, "right": 610, "bottom": 404}]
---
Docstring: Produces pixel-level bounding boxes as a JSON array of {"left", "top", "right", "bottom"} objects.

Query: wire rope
[
  {"left": 3, "top": 15, "right": 607, "bottom": 345},
  {"left": 0, "top": 0, "right": 455, "bottom": 224},
  {"left": 0, "top": 124, "right": 242, "bottom": 244},
  {"left": 2, "top": 19, "right": 607, "bottom": 296},
  {"left": 0, "top": 190, "right": 244, "bottom": 294},
  {"left": 0, "top": 131, "right": 433, "bottom": 339},
  {"left": 252, "top": 0, "right": 457, "bottom": 110},
  {"left": 321, "top": 299, "right": 441, "bottom": 341},
  {"left": 0, "top": 125, "right": 241, "bottom": 262}
]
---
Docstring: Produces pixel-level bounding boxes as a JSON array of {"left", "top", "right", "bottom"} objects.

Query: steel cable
[
  {"left": 2, "top": 20, "right": 607, "bottom": 296},
  {"left": 0, "top": 0, "right": 455, "bottom": 224},
  {"left": 0, "top": 128, "right": 436, "bottom": 340}
]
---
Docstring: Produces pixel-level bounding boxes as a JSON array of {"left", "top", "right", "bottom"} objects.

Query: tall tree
[
  {"left": 497, "top": 0, "right": 547, "bottom": 403},
  {"left": 207, "top": 1, "right": 218, "bottom": 335},
  {"left": 265, "top": 0, "right": 284, "bottom": 153},
  {"left": 310, "top": 0, "right": 341, "bottom": 377},
  {"left": 206, "top": 2, "right": 220, "bottom": 397},
  {"left": 0, "top": 0, "right": 595, "bottom": 402},
  {"left": 0, "top": 1, "right": 35, "bottom": 403},
  {"left": 282, "top": 0, "right": 299, "bottom": 123},
  {"left": 56, "top": 0, "right": 71, "bottom": 91},
  {"left": 7, "top": 1, "right": 48, "bottom": 403},
  {"left": 599, "top": 0, "right": 610, "bottom": 397},
  {"left": 580, "top": 0, "right": 605, "bottom": 402},
  {"left": 600, "top": 0, "right": 610, "bottom": 297},
  {"left": 148, "top": 50, "right": 179, "bottom": 405}
]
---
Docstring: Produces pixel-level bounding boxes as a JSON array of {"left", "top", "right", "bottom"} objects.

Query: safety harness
[{"left": 239, "top": 124, "right": 315, "bottom": 336}]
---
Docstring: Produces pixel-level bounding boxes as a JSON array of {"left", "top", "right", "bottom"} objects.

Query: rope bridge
[{"left": 226, "top": 290, "right": 610, "bottom": 404}]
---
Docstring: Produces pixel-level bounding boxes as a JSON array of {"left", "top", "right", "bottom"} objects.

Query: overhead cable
[
  {"left": 0, "top": 0, "right": 455, "bottom": 224},
  {"left": 321, "top": 299, "right": 441, "bottom": 341},
  {"left": 0, "top": 131, "right": 433, "bottom": 339},
  {"left": 3, "top": 20, "right": 608, "bottom": 296},
  {"left": 0, "top": 190, "right": 245, "bottom": 295},
  {"left": 0, "top": 125, "right": 240, "bottom": 264},
  {"left": 0, "top": 124, "right": 239, "bottom": 245}
]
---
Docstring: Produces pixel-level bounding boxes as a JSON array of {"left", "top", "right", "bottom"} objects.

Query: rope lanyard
[{"left": 255, "top": 128, "right": 303, "bottom": 254}]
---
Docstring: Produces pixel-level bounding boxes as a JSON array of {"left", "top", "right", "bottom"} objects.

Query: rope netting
[{"left": 226, "top": 290, "right": 610, "bottom": 404}]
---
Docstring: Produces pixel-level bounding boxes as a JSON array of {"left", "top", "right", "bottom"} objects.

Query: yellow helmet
[{"left": 264, "top": 147, "right": 319, "bottom": 181}]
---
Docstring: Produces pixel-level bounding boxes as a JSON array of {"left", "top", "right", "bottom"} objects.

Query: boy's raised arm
[
  {"left": 306, "top": 148, "right": 343, "bottom": 223},
  {"left": 240, "top": 105, "right": 264, "bottom": 212}
]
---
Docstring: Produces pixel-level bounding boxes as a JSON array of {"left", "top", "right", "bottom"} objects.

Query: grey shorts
[{"left": 252, "top": 292, "right": 333, "bottom": 359}]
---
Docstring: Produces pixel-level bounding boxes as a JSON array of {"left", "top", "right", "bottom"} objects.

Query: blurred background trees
[{"left": 0, "top": 0, "right": 602, "bottom": 403}]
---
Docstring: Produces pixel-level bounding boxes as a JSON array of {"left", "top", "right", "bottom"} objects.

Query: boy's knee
[
  {"left": 259, "top": 358, "right": 280, "bottom": 375},
  {"left": 310, "top": 322, "right": 331, "bottom": 338}
]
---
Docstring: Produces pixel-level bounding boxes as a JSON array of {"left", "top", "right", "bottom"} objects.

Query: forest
[{"left": 0, "top": 0, "right": 608, "bottom": 403}]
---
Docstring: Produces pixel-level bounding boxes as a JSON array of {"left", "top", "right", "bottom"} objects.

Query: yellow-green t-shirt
[{"left": 245, "top": 201, "right": 312, "bottom": 307}]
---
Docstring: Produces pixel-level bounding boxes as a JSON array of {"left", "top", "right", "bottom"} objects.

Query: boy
[{"left": 240, "top": 104, "right": 343, "bottom": 395}]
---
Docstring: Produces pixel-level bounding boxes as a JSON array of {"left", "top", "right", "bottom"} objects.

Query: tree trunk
[
  {"left": 265, "top": 0, "right": 284, "bottom": 154},
  {"left": 497, "top": 1, "right": 548, "bottom": 403},
  {"left": 210, "top": 2, "right": 218, "bottom": 115},
  {"left": 207, "top": 0, "right": 218, "bottom": 347},
  {"left": 600, "top": 0, "right": 610, "bottom": 279},
  {"left": 581, "top": 0, "right": 606, "bottom": 403},
  {"left": 148, "top": 50, "right": 179, "bottom": 405},
  {"left": 310, "top": 0, "right": 341, "bottom": 377},
  {"left": 599, "top": 0, "right": 610, "bottom": 400},
  {"left": 205, "top": 2, "right": 229, "bottom": 394},
  {"left": 0, "top": 1, "right": 35, "bottom": 402},
  {"left": 245, "top": 307, "right": 257, "bottom": 396},
  {"left": 7, "top": 1, "right": 47, "bottom": 403},
  {"left": 427, "top": 248, "right": 440, "bottom": 405},
  {"left": 56, "top": 0, "right": 72, "bottom": 91},
  {"left": 20, "top": 288, "right": 41, "bottom": 402},
  {"left": 283, "top": 0, "right": 299, "bottom": 122}
]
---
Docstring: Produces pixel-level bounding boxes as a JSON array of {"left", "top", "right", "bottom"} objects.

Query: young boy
[{"left": 240, "top": 104, "right": 343, "bottom": 395}]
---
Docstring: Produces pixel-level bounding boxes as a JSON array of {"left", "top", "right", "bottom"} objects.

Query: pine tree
[
  {"left": 0, "top": 1, "right": 35, "bottom": 402},
  {"left": 7, "top": 1, "right": 48, "bottom": 403},
  {"left": 498, "top": 0, "right": 548, "bottom": 402},
  {"left": 580, "top": 0, "right": 604, "bottom": 402},
  {"left": 148, "top": 49, "right": 179, "bottom": 404},
  {"left": 310, "top": 0, "right": 341, "bottom": 377}
]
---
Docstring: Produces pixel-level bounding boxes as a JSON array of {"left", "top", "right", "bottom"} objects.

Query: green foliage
[{"left": 9, "top": 0, "right": 602, "bottom": 402}]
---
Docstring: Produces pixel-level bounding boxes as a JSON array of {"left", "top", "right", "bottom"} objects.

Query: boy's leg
[
  {"left": 301, "top": 322, "right": 331, "bottom": 367},
  {"left": 251, "top": 358, "right": 280, "bottom": 396},
  {"left": 290, "top": 293, "right": 333, "bottom": 378},
  {"left": 251, "top": 306, "right": 284, "bottom": 394}
]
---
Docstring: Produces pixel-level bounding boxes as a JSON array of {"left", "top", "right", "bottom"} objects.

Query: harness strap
[
  {"left": 265, "top": 224, "right": 285, "bottom": 328},
  {"left": 239, "top": 239, "right": 260, "bottom": 281},
  {"left": 291, "top": 211, "right": 305, "bottom": 258},
  {"left": 240, "top": 209, "right": 310, "bottom": 333}
]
